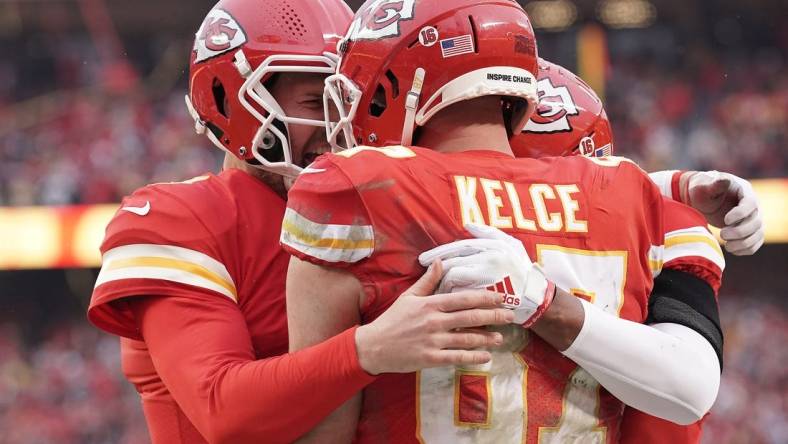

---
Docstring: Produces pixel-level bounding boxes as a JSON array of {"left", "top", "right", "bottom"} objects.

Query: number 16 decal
[{"left": 419, "top": 26, "right": 439, "bottom": 47}]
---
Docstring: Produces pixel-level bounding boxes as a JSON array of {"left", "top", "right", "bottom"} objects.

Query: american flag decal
[
  {"left": 486, "top": 276, "right": 515, "bottom": 296},
  {"left": 440, "top": 34, "right": 475, "bottom": 58},
  {"left": 594, "top": 144, "right": 613, "bottom": 157}
]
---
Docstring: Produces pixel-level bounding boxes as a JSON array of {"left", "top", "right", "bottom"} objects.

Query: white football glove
[
  {"left": 683, "top": 171, "right": 765, "bottom": 256},
  {"left": 419, "top": 224, "right": 556, "bottom": 327}
]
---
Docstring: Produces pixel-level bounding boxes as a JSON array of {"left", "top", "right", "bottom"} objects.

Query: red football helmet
[
  {"left": 510, "top": 58, "right": 614, "bottom": 159},
  {"left": 185, "top": 0, "right": 352, "bottom": 178},
  {"left": 324, "top": 0, "right": 540, "bottom": 150}
]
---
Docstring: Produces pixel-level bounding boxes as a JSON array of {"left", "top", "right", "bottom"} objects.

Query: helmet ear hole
[
  {"left": 212, "top": 78, "right": 230, "bottom": 118},
  {"left": 368, "top": 70, "right": 400, "bottom": 118},
  {"left": 369, "top": 83, "right": 388, "bottom": 118},
  {"left": 255, "top": 119, "right": 288, "bottom": 163},
  {"left": 261, "top": 131, "right": 277, "bottom": 149},
  {"left": 385, "top": 70, "right": 399, "bottom": 98}
]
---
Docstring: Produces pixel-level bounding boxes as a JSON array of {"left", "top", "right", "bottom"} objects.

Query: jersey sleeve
[
  {"left": 280, "top": 154, "right": 374, "bottom": 267},
  {"left": 121, "top": 338, "right": 207, "bottom": 444},
  {"left": 660, "top": 198, "right": 725, "bottom": 293},
  {"left": 89, "top": 179, "right": 239, "bottom": 339},
  {"left": 130, "top": 291, "right": 375, "bottom": 444}
]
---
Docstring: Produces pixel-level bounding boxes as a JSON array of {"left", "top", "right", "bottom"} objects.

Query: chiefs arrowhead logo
[
  {"left": 523, "top": 77, "right": 579, "bottom": 134},
  {"left": 346, "top": 0, "right": 417, "bottom": 41},
  {"left": 193, "top": 9, "right": 247, "bottom": 63}
]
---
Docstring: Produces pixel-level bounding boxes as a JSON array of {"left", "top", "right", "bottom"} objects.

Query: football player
[
  {"left": 87, "top": 1, "right": 514, "bottom": 443},
  {"left": 283, "top": 1, "right": 722, "bottom": 442},
  {"left": 512, "top": 58, "right": 759, "bottom": 444},
  {"left": 515, "top": 58, "right": 764, "bottom": 257}
]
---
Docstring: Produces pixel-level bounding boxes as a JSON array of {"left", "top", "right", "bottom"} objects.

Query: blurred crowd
[
  {"left": 703, "top": 297, "right": 788, "bottom": 444},
  {"left": 606, "top": 51, "right": 788, "bottom": 178},
  {"left": 0, "top": 91, "right": 219, "bottom": 207},
  {"left": 0, "top": 295, "right": 783, "bottom": 444},
  {"left": 0, "top": 323, "right": 145, "bottom": 444},
  {"left": 0, "top": 39, "right": 786, "bottom": 206}
]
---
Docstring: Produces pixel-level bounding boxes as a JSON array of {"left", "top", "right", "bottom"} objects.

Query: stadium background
[{"left": 0, "top": 0, "right": 785, "bottom": 442}]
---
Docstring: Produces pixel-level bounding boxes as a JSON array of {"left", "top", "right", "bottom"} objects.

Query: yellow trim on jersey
[
  {"left": 453, "top": 370, "right": 493, "bottom": 428},
  {"left": 280, "top": 208, "right": 374, "bottom": 263},
  {"left": 105, "top": 257, "right": 237, "bottom": 301},
  {"left": 662, "top": 228, "right": 725, "bottom": 270},
  {"left": 414, "top": 371, "right": 426, "bottom": 444},
  {"left": 665, "top": 234, "right": 724, "bottom": 257},
  {"left": 281, "top": 219, "right": 374, "bottom": 250},
  {"left": 649, "top": 245, "right": 665, "bottom": 276},
  {"left": 94, "top": 244, "right": 238, "bottom": 302}
]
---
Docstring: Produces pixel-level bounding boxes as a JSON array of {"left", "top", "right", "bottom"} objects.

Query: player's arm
[
  {"left": 286, "top": 259, "right": 364, "bottom": 444},
  {"left": 648, "top": 169, "right": 763, "bottom": 255},
  {"left": 285, "top": 258, "right": 514, "bottom": 443},
  {"left": 127, "top": 292, "right": 375, "bottom": 444},
  {"left": 543, "top": 170, "right": 722, "bottom": 426},
  {"left": 535, "top": 288, "right": 720, "bottom": 426},
  {"left": 126, "top": 259, "right": 509, "bottom": 444},
  {"left": 420, "top": 223, "right": 720, "bottom": 425},
  {"left": 422, "top": 226, "right": 720, "bottom": 426},
  {"left": 646, "top": 199, "right": 726, "bottom": 365}
]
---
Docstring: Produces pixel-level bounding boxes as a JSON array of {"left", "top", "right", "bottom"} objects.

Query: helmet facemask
[
  {"left": 323, "top": 73, "right": 363, "bottom": 152},
  {"left": 235, "top": 51, "right": 340, "bottom": 178},
  {"left": 186, "top": 52, "right": 340, "bottom": 178}
]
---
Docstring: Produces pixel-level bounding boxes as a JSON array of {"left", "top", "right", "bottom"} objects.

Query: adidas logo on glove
[{"left": 486, "top": 276, "right": 522, "bottom": 307}]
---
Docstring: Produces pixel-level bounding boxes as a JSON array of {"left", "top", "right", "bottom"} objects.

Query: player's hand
[
  {"left": 418, "top": 223, "right": 555, "bottom": 328},
  {"left": 683, "top": 171, "right": 765, "bottom": 255},
  {"left": 354, "top": 260, "right": 514, "bottom": 375}
]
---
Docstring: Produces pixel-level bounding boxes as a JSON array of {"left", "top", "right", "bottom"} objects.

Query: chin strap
[
  {"left": 184, "top": 95, "right": 207, "bottom": 135},
  {"left": 401, "top": 68, "right": 426, "bottom": 146}
]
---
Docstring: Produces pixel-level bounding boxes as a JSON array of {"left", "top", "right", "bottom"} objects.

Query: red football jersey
[
  {"left": 89, "top": 169, "right": 378, "bottom": 444},
  {"left": 89, "top": 169, "right": 289, "bottom": 442},
  {"left": 283, "top": 146, "right": 668, "bottom": 444},
  {"left": 90, "top": 169, "right": 290, "bottom": 351},
  {"left": 88, "top": 169, "right": 288, "bottom": 348}
]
